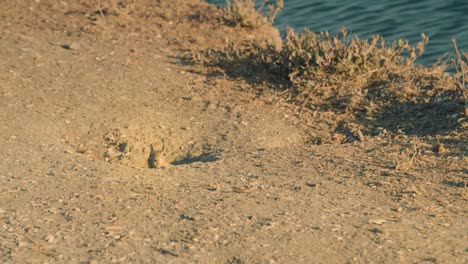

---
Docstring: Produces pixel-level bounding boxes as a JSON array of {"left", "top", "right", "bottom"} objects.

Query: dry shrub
[
  {"left": 272, "top": 28, "right": 434, "bottom": 108},
  {"left": 193, "top": 26, "right": 466, "bottom": 136},
  {"left": 198, "top": 28, "right": 446, "bottom": 107},
  {"left": 90, "top": 0, "right": 140, "bottom": 26},
  {"left": 224, "top": 0, "right": 283, "bottom": 28},
  {"left": 450, "top": 39, "right": 468, "bottom": 102}
]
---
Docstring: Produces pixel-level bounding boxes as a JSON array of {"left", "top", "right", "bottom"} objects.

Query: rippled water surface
[{"left": 206, "top": 0, "right": 468, "bottom": 65}]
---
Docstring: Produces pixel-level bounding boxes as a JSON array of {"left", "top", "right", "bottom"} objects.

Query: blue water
[{"left": 206, "top": 0, "right": 468, "bottom": 65}]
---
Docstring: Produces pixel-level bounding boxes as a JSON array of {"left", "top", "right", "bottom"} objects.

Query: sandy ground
[{"left": 0, "top": 1, "right": 466, "bottom": 263}]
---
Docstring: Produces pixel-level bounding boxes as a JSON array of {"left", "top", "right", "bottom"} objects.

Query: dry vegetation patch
[
  {"left": 223, "top": 0, "right": 283, "bottom": 29},
  {"left": 192, "top": 3, "right": 467, "bottom": 148}
]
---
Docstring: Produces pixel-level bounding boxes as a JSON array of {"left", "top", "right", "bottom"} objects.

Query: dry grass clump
[
  {"left": 450, "top": 39, "right": 468, "bottom": 101},
  {"left": 224, "top": 0, "right": 283, "bottom": 28},
  {"left": 193, "top": 26, "right": 467, "bottom": 136},
  {"left": 198, "top": 27, "right": 452, "bottom": 106},
  {"left": 86, "top": 0, "right": 140, "bottom": 27},
  {"left": 95, "top": 0, "right": 137, "bottom": 17},
  {"left": 271, "top": 28, "right": 435, "bottom": 106}
]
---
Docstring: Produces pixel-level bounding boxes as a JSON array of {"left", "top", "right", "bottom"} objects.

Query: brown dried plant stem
[
  {"left": 451, "top": 38, "right": 467, "bottom": 99},
  {"left": 97, "top": 0, "right": 108, "bottom": 24}
]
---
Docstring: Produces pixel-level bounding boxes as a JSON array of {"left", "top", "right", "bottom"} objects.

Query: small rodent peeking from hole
[{"left": 148, "top": 143, "right": 169, "bottom": 169}]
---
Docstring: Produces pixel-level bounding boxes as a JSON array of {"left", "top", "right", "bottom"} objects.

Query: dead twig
[{"left": 451, "top": 38, "right": 467, "bottom": 99}]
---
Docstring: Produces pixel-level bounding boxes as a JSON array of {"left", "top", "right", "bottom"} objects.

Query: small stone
[
  {"left": 104, "top": 225, "right": 124, "bottom": 234},
  {"left": 44, "top": 235, "right": 55, "bottom": 242},
  {"left": 369, "top": 219, "right": 386, "bottom": 225},
  {"left": 191, "top": 95, "right": 203, "bottom": 102},
  {"left": 106, "top": 148, "right": 120, "bottom": 158},
  {"left": 68, "top": 41, "right": 81, "bottom": 50},
  {"left": 18, "top": 240, "right": 29, "bottom": 247}
]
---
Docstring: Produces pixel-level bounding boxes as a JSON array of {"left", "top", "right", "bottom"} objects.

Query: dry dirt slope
[{"left": 0, "top": 0, "right": 466, "bottom": 263}]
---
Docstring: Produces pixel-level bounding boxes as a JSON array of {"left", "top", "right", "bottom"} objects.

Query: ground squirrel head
[{"left": 149, "top": 143, "right": 169, "bottom": 169}]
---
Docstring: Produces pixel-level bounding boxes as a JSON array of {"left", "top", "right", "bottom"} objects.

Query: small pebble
[
  {"left": 369, "top": 219, "right": 386, "bottom": 225},
  {"left": 68, "top": 41, "right": 81, "bottom": 50},
  {"left": 44, "top": 235, "right": 55, "bottom": 242}
]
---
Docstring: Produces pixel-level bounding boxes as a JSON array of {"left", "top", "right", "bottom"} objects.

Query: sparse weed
[
  {"left": 192, "top": 24, "right": 467, "bottom": 139},
  {"left": 224, "top": 0, "right": 283, "bottom": 28},
  {"left": 450, "top": 39, "right": 468, "bottom": 101},
  {"left": 272, "top": 28, "right": 430, "bottom": 101},
  {"left": 394, "top": 137, "right": 420, "bottom": 171},
  {"left": 94, "top": 0, "right": 137, "bottom": 25},
  {"left": 196, "top": 27, "right": 451, "bottom": 111}
]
